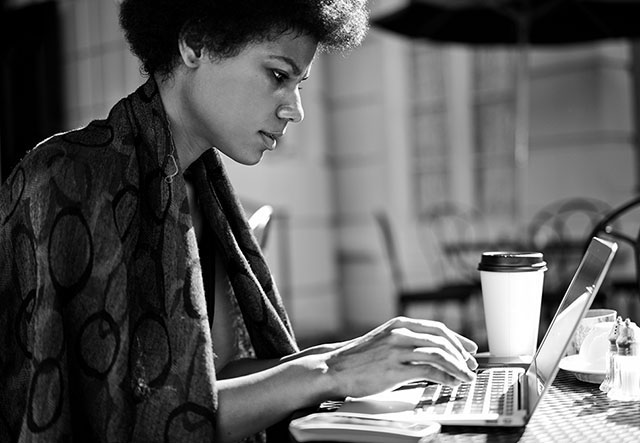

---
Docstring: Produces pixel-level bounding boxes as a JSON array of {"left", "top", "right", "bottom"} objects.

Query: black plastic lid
[{"left": 477, "top": 251, "right": 547, "bottom": 272}]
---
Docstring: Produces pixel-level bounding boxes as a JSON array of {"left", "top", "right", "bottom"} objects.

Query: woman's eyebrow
[{"left": 267, "top": 55, "right": 303, "bottom": 76}]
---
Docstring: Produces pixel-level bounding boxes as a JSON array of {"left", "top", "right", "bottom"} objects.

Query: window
[
  {"left": 473, "top": 49, "right": 518, "bottom": 217},
  {"left": 411, "top": 42, "right": 518, "bottom": 218},
  {"left": 411, "top": 42, "right": 449, "bottom": 216}
]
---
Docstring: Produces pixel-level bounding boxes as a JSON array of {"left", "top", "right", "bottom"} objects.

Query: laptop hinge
[{"left": 518, "top": 371, "right": 527, "bottom": 411}]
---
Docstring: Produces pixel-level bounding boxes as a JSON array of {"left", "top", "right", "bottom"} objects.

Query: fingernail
[
  {"left": 463, "top": 369, "right": 475, "bottom": 382},
  {"left": 463, "top": 352, "right": 478, "bottom": 369}
]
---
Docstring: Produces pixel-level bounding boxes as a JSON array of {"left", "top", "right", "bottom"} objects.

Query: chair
[
  {"left": 527, "top": 197, "right": 612, "bottom": 324},
  {"left": 374, "top": 210, "right": 481, "bottom": 338},
  {"left": 248, "top": 205, "right": 274, "bottom": 250},
  {"left": 586, "top": 196, "right": 640, "bottom": 304},
  {"left": 419, "top": 201, "right": 486, "bottom": 285}
]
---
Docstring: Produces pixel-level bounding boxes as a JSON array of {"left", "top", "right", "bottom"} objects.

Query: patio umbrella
[
  {"left": 373, "top": 0, "right": 640, "bottom": 45},
  {"left": 373, "top": 0, "right": 640, "bottom": 223}
]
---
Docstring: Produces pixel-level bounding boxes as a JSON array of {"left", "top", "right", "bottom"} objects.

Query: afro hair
[{"left": 119, "top": 0, "right": 369, "bottom": 78}]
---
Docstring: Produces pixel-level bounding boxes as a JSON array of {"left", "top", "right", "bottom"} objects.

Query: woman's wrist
[{"left": 292, "top": 352, "right": 344, "bottom": 404}]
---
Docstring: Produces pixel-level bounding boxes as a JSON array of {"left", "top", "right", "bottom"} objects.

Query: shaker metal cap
[{"left": 478, "top": 251, "right": 547, "bottom": 272}]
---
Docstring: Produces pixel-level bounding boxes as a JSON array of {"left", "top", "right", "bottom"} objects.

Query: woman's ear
[{"left": 178, "top": 39, "right": 202, "bottom": 68}]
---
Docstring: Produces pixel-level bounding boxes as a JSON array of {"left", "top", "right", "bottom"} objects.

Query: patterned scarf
[{"left": 0, "top": 77, "right": 298, "bottom": 442}]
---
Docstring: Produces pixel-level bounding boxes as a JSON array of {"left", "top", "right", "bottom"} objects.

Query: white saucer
[{"left": 559, "top": 354, "right": 606, "bottom": 384}]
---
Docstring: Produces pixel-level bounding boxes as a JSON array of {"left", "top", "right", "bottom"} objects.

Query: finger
[
  {"left": 417, "top": 347, "right": 475, "bottom": 382},
  {"left": 401, "top": 363, "right": 466, "bottom": 387},
  {"left": 466, "top": 355, "right": 479, "bottom": 371},
  {"left": 451, "top": 333, "right": 479, "bottom": 370},
  {"left": 402, "top": 346, "right": 475, "bottom": 381},
  {"left": 391, "top": 328, "right": 468, "bottom": 367},
  {"left": 391, "top": 317, "right": 478, "bottom": 365},
  {"left": 454, "top": 332, "right": 479, "bottom": 355},
  {"left": 405, "top": 348, "right": 475, "bottom": 383}
]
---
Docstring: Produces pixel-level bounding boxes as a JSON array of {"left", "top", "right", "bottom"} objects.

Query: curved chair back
[
  {"left": 528, "top": 197, "right": 612, "bottom": 290},
  {"left": 587, "top": 196, "right": 640, "bottom": 297},
  {"left": 374, "top": 212, "right": 405, "bottom": 292},
  {"left": 526, "top": 197, "right": 612, "bottom": 324},
  {"left": 420, "top": 201, "right": 482, "bottom": 284},
  {"left": 373, "top": 210, "right": 480, "bottom": 338},
  {"left": 249, "top": 205, "right": 274, "bottom": 250}
]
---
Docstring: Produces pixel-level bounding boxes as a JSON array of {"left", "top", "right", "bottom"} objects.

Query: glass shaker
[
  {"left": 607, "top": 318, "right": 640, "bottom": 401},
  {"left": 600, "top": 316, "right": 623, "bottom": 393}
]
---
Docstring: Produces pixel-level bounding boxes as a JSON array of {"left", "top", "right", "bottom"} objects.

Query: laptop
[{"left": 333, "top": 237, "right": 618, "bottom": 427}]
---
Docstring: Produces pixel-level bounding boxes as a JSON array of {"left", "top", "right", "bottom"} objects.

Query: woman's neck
[{"left": 154, "top": 73, "right": 210, "bottom": 172}]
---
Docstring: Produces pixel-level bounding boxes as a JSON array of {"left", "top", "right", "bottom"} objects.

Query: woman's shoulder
[
  {"left": 1, "top": 113, "right": 140, "bottom": 222},
  {"left": 13, "top": 113, "right": 135, "bottom": 183},
  {"left": 35, "top": 103, "right": 133, "bottom": 161}
]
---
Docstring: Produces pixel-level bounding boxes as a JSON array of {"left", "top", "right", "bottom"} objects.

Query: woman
[{"left": 0, "top": 1, "right": 477, "bottom": 442}]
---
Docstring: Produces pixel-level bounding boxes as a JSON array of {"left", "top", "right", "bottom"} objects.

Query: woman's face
[{"left": 181, "top": 32, "right": 317, "bottom": 165}]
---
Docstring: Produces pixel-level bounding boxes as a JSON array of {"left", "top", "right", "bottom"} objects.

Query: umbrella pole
[
  {"left": 632, "top": 40, "right": 640, "bottom": 194},
  {"left": 514, "top": 28, "right": 531, "bottom": 232}
]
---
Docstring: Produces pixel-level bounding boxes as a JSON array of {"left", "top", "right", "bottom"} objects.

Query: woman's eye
[
  {"left": 272, "top": 70, "right": 287, "bottom": 83},
  {"left": 298, "top": 76, "right": 309, "bottom": 91}
]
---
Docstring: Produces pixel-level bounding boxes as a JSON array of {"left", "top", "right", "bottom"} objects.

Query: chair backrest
[
  {"left": 528, "top": 197, "right": 612, "bottom": 289},
  {"left": 587, "top": 196, "right": 640, "bottom": 248},
  {"left": 528, "top": 197, "right": 611, "bottom": 245},
  {"left": 248, "top": 205, "right": 274, "bottom": 250},
  {"left": 420, "top": 201, "right": 482, "bottom": 284},
  {"left": 373, "top": 212, "right": 404, "bottom": 290},
  {"left": 375, "top": 205, "right": 480, "bottom": 291},
  {"left": 587, "top": 195, "right": 640, "bottom": 293}
]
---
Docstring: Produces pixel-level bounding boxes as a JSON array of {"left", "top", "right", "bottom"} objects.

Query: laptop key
[{"left": 414, "top": 368, "right": 520, "bottom": 416}]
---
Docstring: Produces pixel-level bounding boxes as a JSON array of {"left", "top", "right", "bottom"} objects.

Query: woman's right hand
[
  {"left": 213, "top": 316, "right": 476, "bottom": 441},
  {"left": 322, "top": 316, "right": 478, "bottom": 399}
]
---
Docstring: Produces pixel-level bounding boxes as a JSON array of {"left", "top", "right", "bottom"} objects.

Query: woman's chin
[
  {"left": 217, "top": 147, "right": 265, "bottom": 166},
  {"left": 243, "top": 151, "right": 265, "bottom": 166}
]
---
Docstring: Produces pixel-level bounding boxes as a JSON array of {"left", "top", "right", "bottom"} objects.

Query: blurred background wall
[{"left": 2, "top": 0, "right": 638, "bottom": 348}]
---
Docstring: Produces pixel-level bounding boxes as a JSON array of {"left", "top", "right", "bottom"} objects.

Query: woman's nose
[{"left": 277, "top": 91, "right": 304, "bottom": 123}]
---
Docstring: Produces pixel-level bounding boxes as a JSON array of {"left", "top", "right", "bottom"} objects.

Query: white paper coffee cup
[{"left": 478, "top": 252, "right": 547, "bottom": 357}]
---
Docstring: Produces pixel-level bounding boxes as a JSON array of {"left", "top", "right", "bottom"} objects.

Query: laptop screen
[{"left": 525, "top": 237, "right": 617, "bottom": 414}]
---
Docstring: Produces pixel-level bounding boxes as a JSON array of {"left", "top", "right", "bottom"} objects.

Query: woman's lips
[{"left": 260, "top": 131, "right": 282, "bottom": 150}]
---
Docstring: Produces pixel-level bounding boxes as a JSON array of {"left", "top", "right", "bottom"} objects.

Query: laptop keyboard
[{"left": 414, "top": 368, "right": 523, "bottom": 416}]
